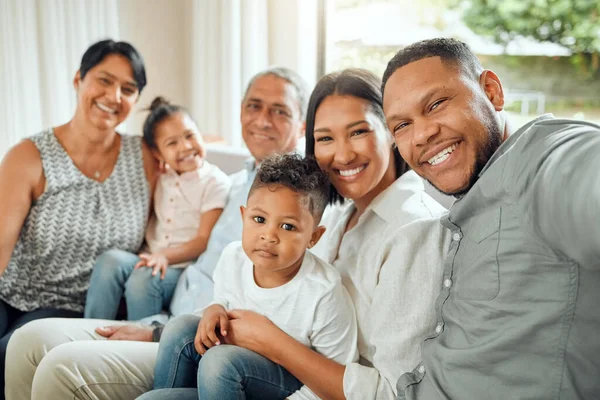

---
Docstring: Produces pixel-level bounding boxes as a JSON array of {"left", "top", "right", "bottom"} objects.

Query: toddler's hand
[{"left": 195, "top": 304, "right": 229, "bottom": 355}]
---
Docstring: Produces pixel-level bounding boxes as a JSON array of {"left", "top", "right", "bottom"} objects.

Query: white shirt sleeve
[
  {"left": 200, "top": 166, "right": 232, "bottom": 213},
  {"left": 342, "top": 219, "right": 450, "bottom": 400},
  {"left": 288, "top": 279, "right": 359, "bottom": 400}
]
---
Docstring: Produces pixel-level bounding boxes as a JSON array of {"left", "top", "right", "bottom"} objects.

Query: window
[{"left": 323, "top": 0, "right": 600, "bottom": 127}]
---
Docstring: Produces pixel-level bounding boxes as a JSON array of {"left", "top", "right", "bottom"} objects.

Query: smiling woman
[{"left": 0, "top": 39, "right": 156, "bottom": 398}]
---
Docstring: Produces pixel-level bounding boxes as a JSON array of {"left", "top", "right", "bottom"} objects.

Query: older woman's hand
[{"left": 222, "top": 309, "right": 281, "bottom": 356}]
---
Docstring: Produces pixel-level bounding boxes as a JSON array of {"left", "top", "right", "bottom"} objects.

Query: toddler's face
[{"left": 241, "top": 184, "right": 320, "bottom": 286}]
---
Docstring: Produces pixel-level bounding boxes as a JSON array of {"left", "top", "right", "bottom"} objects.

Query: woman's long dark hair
[{"left": 305, "top": 68, "right": 410, "bottom": 205}]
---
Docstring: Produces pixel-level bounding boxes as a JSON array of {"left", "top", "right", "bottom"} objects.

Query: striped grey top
[{"left": 0, "top": 129, "right": 150, "bottom": 313}]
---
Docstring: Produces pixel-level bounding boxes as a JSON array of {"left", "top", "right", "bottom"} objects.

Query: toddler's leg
[
  {"left": 124, "top": 266, "right": 183, "bottom": 320},
  {"left": 85, "top": 249, "right": 140, "bottom": 319},
  {"left": 197, "top": 345, "right": 302, "bottom": 400},
  {"left": 153, "top": 314, "right": 202, "bottom": 389}
]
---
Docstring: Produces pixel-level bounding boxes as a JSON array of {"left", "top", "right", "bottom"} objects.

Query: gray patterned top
[{"left": 0, "top": 129, "right": 150, "bottom": 313}]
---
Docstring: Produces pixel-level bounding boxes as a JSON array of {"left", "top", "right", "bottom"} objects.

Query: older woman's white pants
[{"left": 5, "top": 318, "right": 157, "bottom": 400}]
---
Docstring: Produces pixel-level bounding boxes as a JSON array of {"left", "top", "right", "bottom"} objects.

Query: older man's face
[
  {"left": 241, "top": 74, "right": 304, "bottom": 163},
  {"left": 383, "top": 56, "right": 504, "bottom": 196}
]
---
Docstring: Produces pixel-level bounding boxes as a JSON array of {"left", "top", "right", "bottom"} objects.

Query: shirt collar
[
  {"left": 478, "top": 114, "right": 555, "bottom": 178},
  {"left": 366, "top": 170, "right": 425, "bottom": 222}
]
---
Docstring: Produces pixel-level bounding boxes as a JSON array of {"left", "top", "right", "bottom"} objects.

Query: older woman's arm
[
  {"left": 141, "top": 141, "right": 158, "bottom": 197},
  {"left": 0, "top": 141, "right": 44, "bottom": 276}
]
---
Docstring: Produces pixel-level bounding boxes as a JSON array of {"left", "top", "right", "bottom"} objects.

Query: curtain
[
  {"left": 0, "top": 0, "right": 120, "bottom": 158},
  {"left": 188, "top": 0, "right": 319, "bottom": 147}
]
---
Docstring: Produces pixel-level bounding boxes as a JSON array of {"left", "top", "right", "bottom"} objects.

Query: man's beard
[{"left": 433, "top": 115, "right": 503, "bottom": 198}]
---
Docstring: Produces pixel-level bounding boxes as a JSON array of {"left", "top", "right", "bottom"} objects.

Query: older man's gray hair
[{"left": 242, "top": 67, "right": 309, "bottom": 120}]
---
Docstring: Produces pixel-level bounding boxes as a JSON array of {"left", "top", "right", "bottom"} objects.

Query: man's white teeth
[
  {"left": 428, "top": 143, "right": 458, "bottom": 166},
  {"left": 339, "top": 166, "right": 365, "bottom": 177},
  {"left": 96, "top": 103, "right": 117, "bottom": 114}
]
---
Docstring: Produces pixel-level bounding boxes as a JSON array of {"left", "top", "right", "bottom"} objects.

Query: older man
[
  {"left": 6, "top": 67, "right": 309, "bottom": 400},
  {"left": 382, "top": 38, "right": 600, "bottom": 400}
]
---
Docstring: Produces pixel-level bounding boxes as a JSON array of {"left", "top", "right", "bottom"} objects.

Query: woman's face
[
  {"left": 312, "top": 95, "right": 396, "bottom": 204},
  {"left": 74, "top": 54, "right": 139, "bottom": 133}
]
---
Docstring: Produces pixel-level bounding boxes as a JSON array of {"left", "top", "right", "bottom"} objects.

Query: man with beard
[{"left": 382, "top": 38, "right": 600, "bottom": 400}]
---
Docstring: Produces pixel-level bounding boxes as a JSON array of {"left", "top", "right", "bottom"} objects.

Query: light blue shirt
[{"left": 143, "top": 159, "right": 256, "bottom": 324}]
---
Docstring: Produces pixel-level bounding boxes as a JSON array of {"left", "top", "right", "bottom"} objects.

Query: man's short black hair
[
  {"left": 382, "top": 38, "right": 483, "bottom": 96},
  {"left": 248, "top": 154, "right": 330, "bottom": 223}
]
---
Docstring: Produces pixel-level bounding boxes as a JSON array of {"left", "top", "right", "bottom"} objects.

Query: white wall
[{"left": 117, "top": 0, "right": 193, "bottom": 135}]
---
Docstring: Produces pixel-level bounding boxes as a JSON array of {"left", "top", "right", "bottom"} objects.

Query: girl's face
[
  {"left": 153, "top": 112, "right": 206, "bottom": 174},
  {"left": 312, "top": 95, "right": 396, "bottom": 207}
]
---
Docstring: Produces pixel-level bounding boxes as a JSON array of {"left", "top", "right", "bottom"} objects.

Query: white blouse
[{"left": 313, "top": 171, "right": 451, "bottom": 399}]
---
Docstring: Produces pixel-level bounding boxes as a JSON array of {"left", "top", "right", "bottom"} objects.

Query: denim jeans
[
  {"left": 142, "top": 314, "right": 302, "bottom": 400},
  {"left": 85, "top": 249, "right": 183, "bottom": 321}
]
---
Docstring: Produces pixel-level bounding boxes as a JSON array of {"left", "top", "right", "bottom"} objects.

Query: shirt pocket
[{"left": 456, "top": 207, "right": 501, "bottom": 301}]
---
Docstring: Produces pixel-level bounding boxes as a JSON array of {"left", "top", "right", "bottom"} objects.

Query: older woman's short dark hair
[{"left": 79, "top": 39, "right": 147, "bottom": 93}]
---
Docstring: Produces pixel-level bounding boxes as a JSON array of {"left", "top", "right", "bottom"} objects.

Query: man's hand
[
  {"left": 134, "top": 252, "right": 169, "bottom": 279},
  {"left": 95, "top": 324, "right": 154, "bottom": 342},
  {"left": 195, "top": 304, "right": 229, "bottom": 355}
]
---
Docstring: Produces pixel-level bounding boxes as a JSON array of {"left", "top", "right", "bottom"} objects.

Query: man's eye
[
  {"left": 281, "top": 223, "right": 295, "bottom": 231},
  {"left": 253, "top": 216, "right": 265, "bottom": 223},
  {"left": 430, "top": 99, "right": 446, "bottom": 112}
]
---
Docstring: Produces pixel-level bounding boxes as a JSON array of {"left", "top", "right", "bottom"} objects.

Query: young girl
[{"left": 84, "top": 97, "right": 231, "bottom": 321}]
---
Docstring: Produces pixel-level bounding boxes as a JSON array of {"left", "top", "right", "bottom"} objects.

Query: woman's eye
[
  {"left": 281, "top": 223, "right": 295, "bottom": 231},
  {"left": 351, "top": 129, "right": 369, "bottom": 137},
  {"left": 253, "top": 216, "right": 265, "bottom": 223},
  {"left": 315, "top": 136, "right": 332, "bottom": 142},
  {"left": 122, "top": 87, "right": 136, "bottom": 95}
]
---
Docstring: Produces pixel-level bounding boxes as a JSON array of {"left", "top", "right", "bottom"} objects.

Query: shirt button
[
  {"left": 452, "top": 232, "right": 461, "bottom": 241},
  {"left": 175, "top": 181, "right": 180, "bottom": 187},
  {"left": 418, "top": 365, "right": 425, "bottom": 374},
  {"left": 444, "top": 278, "right": 453, "bottom": 288},
  {"left": 165, "top": 234, "right": 169, "bottom": 239},
  {"left": 435, "top": 323, "right": 443, "bottom": 334},
  {"left": 167, "top": 219, "right": 171, "bottom": 223},
  {"left": 169, "top": 198, "right": 174, "bottom": 203}
]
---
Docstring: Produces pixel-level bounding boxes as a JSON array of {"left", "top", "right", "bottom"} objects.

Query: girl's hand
[
  {"left": 134, "top": 253, "right": 169, "bottom": 279},
  {"left": 222, "top": 309, "right": 280, "bottom": 356}
]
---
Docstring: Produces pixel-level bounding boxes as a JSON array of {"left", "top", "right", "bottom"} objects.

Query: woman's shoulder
[{"left": 379, "top": 171, "right": 447, "bottom": 225}]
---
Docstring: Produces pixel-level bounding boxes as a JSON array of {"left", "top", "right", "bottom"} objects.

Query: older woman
[{"left": 0, "top": 39, "right": 155, "bottom": 397}]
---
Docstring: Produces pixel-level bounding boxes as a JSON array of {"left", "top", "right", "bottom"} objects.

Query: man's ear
[
  {"left": 308, "top": 225, "right": 326, "bottom": 248},
  {"left": 298, "top": 120, "right": 306, "bottom": 139},
  {"left": 479, "top": 69, "right": 504, "bottom": 112},
  {"left": 73, "top": 70, "right": 81, "bottom": 91}
]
